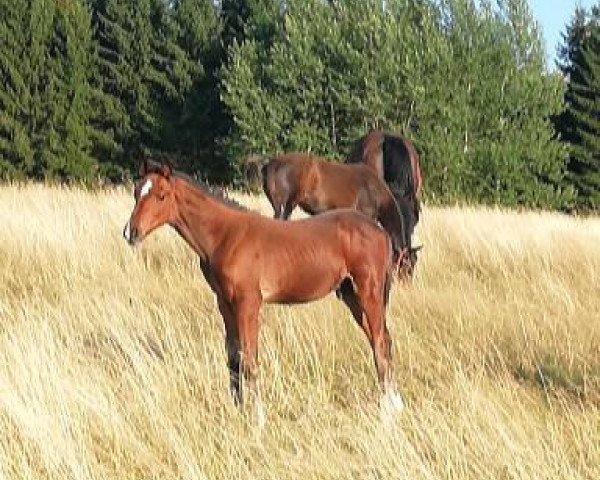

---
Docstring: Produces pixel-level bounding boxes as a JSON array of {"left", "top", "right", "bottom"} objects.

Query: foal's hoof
[
  {"left": 379, "top": 390, "right": 405, "bottom": 422},
  {"left": 256, "top": 402, "right": 267, "bottom": 431}
]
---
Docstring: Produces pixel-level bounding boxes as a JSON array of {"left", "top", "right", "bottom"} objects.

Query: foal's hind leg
[
  {"left": 217, "top": 297, "right": 242, "bottom": 404},
  {"left": 354, "top": 274, "right": 404, "bottom": 415},
  {"left": 337, "top": 278, "right": 372, "bottom": 343}
]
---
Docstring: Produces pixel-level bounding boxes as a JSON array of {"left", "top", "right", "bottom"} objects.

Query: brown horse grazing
[
  {"left": 347, "top": 130, "right": 423, "bottom": 277},
  {"left": 123, "top": 160, "right": 404, "bottom": 426},
  {"left": 257, "top": 152, "right": 416, "bottom": 280}
]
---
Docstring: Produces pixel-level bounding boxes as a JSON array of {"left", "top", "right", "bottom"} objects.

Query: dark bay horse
[
  {"left": 123, "top": 160, "right": 404, "bottom": 426},
  {"left": 347, "top": 130, "right": 423, "bottom": 275},
  {"left": 257, "top": 152, "right": 416, "bottom": 280}
]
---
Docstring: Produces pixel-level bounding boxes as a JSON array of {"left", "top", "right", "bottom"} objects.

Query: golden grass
[{"left": 0, "top": 183, "right": 598, "bottom": 479}]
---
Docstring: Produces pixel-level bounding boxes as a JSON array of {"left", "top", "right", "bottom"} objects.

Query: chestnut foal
[{"left": 123, "top": 161, "right": 404, "bottom": 426}]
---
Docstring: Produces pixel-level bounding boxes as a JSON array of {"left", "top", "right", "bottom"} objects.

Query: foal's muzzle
[{"left": 123, "top": 222, "right": 140, "bottom": 246}]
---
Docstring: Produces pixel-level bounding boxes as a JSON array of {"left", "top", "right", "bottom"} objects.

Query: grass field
[{"left": 0, "top": 183, "right": 599, "bottom": 480}]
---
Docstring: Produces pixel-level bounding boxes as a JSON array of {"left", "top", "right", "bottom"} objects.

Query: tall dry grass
[{"left": 0, "top": 183, "right": 598, "bottom": 480}]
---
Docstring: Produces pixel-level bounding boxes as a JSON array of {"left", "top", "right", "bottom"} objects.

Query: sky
[{"left": 529, "top": 0, "right": 598, "bottom": 68}]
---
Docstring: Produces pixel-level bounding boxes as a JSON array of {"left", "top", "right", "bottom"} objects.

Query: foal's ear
[{"left": 161, "top": 162, "right": 173, "bottom": 179}]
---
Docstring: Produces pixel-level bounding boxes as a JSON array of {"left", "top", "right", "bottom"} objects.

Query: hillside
[{"left": 0, "top": 184, "right": 598, "bottom": 479}]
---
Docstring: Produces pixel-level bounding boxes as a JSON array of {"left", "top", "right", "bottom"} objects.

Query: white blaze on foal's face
[
  {"left": 123, "top": 178, "right": 153, "bottom": 245},
  {"left": 140, "top": 179, "right": 153, "bottom": 199}
]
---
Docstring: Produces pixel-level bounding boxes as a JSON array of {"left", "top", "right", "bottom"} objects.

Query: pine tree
[
  {"left": 89, "top": 0, "right": 227, "bottom": 179},
  {"left": 222, "top": 0, "right": 571, "bottom": 207},
  {"left": 557, "top": 6, "right": 600, "bottom": 210},
  {"left": 1, "top": 0, "right": 229, "bottom": 182},
  {"left": 412, "top": 0, "right": 571, "bottom": 207},
  {"left": 40, "top": 0, "right": 101, "bottom": 180},
  {"left": 221, "top": 0, "right": 252, "bottom": 48},
  {"left": 555, "top": 6, "right": 590, "bottom": 156},
  {"left": 568, "top": 24, "right": 600, "bottom": 208},
  {"left": 219, "top": 0, "right": 284, "bottom": 179},
  {"left": 0, "top": 0, "right": 34, "bottom": 177},
  {"left": 0, "top": 0, "right": 113, "bottom": 181},
  {"left": 557, "top": 6, "right": 589, "bottom": 85},
  {"left": 89, "top": 0, "right": 162, "bottom": 172},
  {"left": 220, "top": 0, "right": 280, "bottom": 51},
  {"left": 222, "top": 0, "right": 422, "bottom": 160},
  {"left": 165, "top": 0, "right": 228, "bottom": 180}
]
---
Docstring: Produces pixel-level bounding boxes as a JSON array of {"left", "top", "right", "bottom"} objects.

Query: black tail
[
  {"left": 378, "top": 190, "right": 411, "bottom": 258},
  {"left": 383, "top": 135, "right": 420, "bottom": 229}
]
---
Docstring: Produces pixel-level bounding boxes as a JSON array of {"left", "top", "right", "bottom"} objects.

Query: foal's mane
[
  {"left": 175, "top": 171, "right": 248, "bottom": 212},
  {"left": 144, "top": 160, "right": 247, "bottom": 212}
]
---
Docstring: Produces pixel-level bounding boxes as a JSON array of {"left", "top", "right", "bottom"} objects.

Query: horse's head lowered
[
  {"left": 123, "top": 160, "right": 175, "bottom": 246},
  {"left": 395, "top": 245, "right": 423, "bottom": 283}
]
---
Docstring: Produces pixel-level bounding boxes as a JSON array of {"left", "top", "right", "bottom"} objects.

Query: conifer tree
[
  {"left": 557, "top": 5, "right": 600, "bottom": 210},
  {"left": 0, "top": 0, "right": 34, "bottom": 177},
  {"left": 89, "top": 0, "right": 166, "bottom": 171},
  {"left": 569, "top": 22, "right": 600, "bottom": 208},
  {"left": 40, "top": 0, "right": 100, "bottom": 180},
  {"left": 165, "top": 0, "right": 227, "bottom": 179},
  {"left": 222, "top": 0, "right": 570, "bottom": 207}
]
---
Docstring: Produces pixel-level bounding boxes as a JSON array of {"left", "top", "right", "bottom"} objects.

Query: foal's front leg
[
  {"left": 354, "top": 276, "right": 405, "bottom": 418},
  {"left": 233, "top": 294, "right": 265, "bottom": 428}
]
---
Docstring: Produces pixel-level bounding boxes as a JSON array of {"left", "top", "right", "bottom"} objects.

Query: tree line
[{"left": 0, "top": 0, "right": 598, "bottom": 210}]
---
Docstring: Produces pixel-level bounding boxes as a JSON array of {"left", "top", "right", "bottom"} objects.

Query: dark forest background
[{"left": 0, "top": 0, "right": 598, "bottom": 210}]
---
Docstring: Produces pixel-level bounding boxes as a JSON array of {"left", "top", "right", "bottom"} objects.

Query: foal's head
[{"left": 123, "top": 160, "right": 176, "bottom": 246}]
